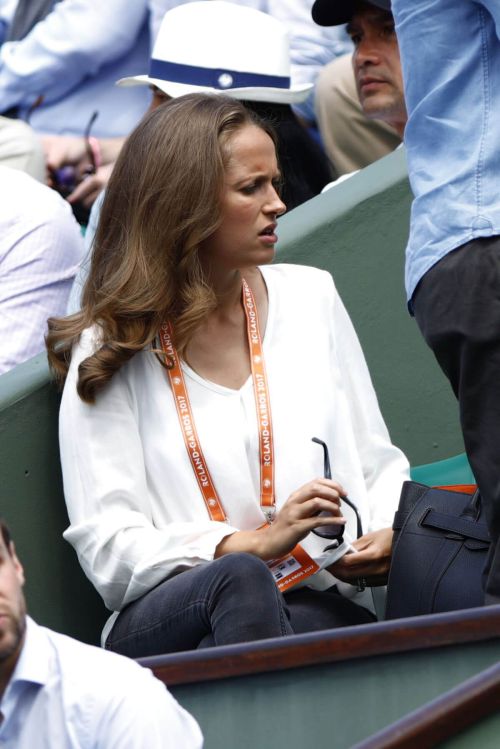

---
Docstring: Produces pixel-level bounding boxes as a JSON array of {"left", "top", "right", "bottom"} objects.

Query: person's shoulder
[
  {"left": 264, "top": 262, "right": 332, "bottom": 281},
  {"left": 263, "top": 263, "right": 335, "bottom": 295},
  {"left": 68, "top": 324, "right": 103, "bottom": 366},
  {"left": 44, "top": 625, "right": 163, "bottom": 695},
  {"left": 0, "top": 166, "right": 82, "bottom": 252},
  {"left": 0, "top": 165, "right": 75, "bottom": 221},
  {"left": 43, "top": 626, "right": 203, "bottom": 746}
]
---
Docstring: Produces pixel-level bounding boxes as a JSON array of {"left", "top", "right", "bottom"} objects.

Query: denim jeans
[{"left": 105, "top": 552, "right": 375, "bottom": 657}]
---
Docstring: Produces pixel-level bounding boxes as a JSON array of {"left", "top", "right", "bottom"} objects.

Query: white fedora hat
[{"left": 117, "top": 1, "right": 312, "bottom": 105}]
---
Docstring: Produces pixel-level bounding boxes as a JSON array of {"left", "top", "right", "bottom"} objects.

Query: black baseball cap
[{"left": 312, "top": 0, "right": 392, "bottom": 27}]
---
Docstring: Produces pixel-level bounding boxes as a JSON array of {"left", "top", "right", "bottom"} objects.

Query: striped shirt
[{"left": 0, "top": 166, "right": 85, "bottom": 374}]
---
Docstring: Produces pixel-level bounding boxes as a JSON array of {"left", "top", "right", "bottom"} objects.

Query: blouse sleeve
[
  {"left": 60, "top": 331, "right": 238, "bottom": 613},
  {"left": 329, "top": 275, "right": 410, "bottom": 531}
]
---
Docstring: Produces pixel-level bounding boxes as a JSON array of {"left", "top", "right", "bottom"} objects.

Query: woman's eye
[{"left": 241, "top": 184, "right": 257, "bottom": 195}]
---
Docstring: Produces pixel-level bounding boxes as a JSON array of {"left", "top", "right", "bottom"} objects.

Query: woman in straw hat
[{"left": 47, "top": 94, "right": 408, "bottom": 656}]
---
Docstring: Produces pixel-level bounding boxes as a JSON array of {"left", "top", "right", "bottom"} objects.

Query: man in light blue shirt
[
  {"left": 0, "top": 520, "right": 203, "bottom": 748},
  {"left": 391, "top": 0, "right": 500, "bottom": 603},
  {"left": 0, "top": 0, "right": 151, "bottom": 137}
]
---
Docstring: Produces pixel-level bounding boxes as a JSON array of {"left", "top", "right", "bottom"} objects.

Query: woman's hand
[
  {"left": 215, "top": 478, "right": 346, "bottom": 561},
  {"left": 328, "top": 527, "right": 394, "bottom": 586},
  {"left": 262, "top": 478, "right": 346, "bottom": 558}
]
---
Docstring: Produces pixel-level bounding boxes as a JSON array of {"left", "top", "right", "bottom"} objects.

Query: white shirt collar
[{"left": 7, "top": 616, "right": 51, "bottom": 691}]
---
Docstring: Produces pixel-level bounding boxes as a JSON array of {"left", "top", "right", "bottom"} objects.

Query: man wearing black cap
[{"left": 313, "top": 1, "right": 405, "bottom": 175}]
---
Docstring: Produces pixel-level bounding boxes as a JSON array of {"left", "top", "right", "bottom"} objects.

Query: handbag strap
[
  {"left": 393, "top": 482, "right": 481, "bottom": 531},
  {"left": 393, "top": 481, "right": 428, "bottom": 530},
  {"left": 419, "top": 508, "right": 490, "bottom": 543}
]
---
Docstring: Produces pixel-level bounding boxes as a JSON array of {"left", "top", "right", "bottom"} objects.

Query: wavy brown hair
[{"left": 46, "top": 94, "right": 276, "bottom": 403}]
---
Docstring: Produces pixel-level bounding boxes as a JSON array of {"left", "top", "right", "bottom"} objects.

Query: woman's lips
[
  {"left": 259, "top": 223, "right": 278, "bottom": 244},
  {"left": 259, "top": 232, "right": 278, "bottom": 245}
]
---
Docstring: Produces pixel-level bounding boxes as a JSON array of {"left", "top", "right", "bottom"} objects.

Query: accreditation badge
[{"left": 265, "top": 543, "right": 320, "bottom": 593}]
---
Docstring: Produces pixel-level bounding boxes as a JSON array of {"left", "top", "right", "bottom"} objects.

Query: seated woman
[{"left": 47, "top": 94, "right": 409, "bottom": 657}]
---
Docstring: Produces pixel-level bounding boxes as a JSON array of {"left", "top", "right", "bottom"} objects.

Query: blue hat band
[{"left": 149, "top": 58, "right": 290, "bottom": 91}]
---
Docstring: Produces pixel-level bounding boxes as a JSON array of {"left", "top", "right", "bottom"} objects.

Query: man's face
[
  {"left": 347, "top": 3, "right": 407, "bottom": 135},
  {"left": 0, "top": 535, "right": 26, "bottom": 684}
]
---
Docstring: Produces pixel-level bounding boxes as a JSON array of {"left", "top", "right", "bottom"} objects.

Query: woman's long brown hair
[{"left": 46, "top": 94, "right": 275, "bottom": 403}]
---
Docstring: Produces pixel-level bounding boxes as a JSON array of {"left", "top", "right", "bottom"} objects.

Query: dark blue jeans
[{"left": 105, "top": 552, "right": 375, "bottom": 657}]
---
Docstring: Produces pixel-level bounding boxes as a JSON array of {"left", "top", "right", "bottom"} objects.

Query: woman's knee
[
  {"left": 208, "top": 552, "right": 281, "bottom": 607},
  {"left": 213, "top": 552, "right": 275, "bottom": 586},
  {"left": 208, "top": 553, "right": 291, "bottom": 639}
]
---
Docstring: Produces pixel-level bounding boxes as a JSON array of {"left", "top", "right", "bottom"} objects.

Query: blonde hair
[{"left": 46, "top": 94, "right": 276, "bottom": 403}]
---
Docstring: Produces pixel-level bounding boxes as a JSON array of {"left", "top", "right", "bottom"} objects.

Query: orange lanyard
[{"left": 158, "top": 279, "right": 276, "bottom": 523}]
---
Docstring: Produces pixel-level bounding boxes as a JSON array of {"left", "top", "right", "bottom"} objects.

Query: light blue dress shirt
[
  {"left": 0, "top": 617, "right": 203, "bottom": 748},
  {"left": 0, "top": 0, "right": 151, "bottom": 137},
  {"left": 392, "top": 0, "right": 500, "bottom": 301}
]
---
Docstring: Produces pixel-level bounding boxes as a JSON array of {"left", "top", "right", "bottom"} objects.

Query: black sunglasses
[{"left": 311, "top": 437, "right": 363, "bottom": 543}]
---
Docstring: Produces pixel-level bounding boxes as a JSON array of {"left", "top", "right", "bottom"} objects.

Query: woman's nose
[{"left": 267, "top": 186, "right": 286, "bottom": 217}]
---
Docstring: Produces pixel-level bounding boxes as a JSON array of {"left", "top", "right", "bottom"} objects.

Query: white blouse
[{"left": 60, "top": 264, "right": 410, "bottom": 634}]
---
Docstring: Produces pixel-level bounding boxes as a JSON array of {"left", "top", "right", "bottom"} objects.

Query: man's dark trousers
[{"left": 412, "top": 235, "right": 500, "bottom": 604}]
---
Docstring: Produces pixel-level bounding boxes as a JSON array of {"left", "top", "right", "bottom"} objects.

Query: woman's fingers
[
  {"left": 328, "top": 528, "right": 394, "bottom": 583},
  {"left": 260, "top": 478, "right": 349, "bottom": 559},
  {"left": 330, "top": 555, "right": 389, "bottom": 582},
  {"left": 287, "top": 478, "right": 345, "bottom": 508}
]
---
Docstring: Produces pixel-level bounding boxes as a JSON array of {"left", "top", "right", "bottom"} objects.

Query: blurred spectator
[
  {"left": 313, "top": 0, "right": 403, "bottom": 175},
  {"left": 0, "top": 166, "right": 84, "bottom": 374},
  {"left": 4, "top": 0, "right": 58, "bottom": 40},
  {"left": 0, "top": 0, "right": 16, "bottom": 43},
  {"left": 315, "top": 52, "right": 401, "bottom": 175},
  {"left": 0, "top": 116, "right": 44, "bottom": 180},
  {"left": 45, "top": 1, "right": 332, "bottom": 218},
  {"left": 0, "top": 0, "right": 151, "bottom": 138},
  {"left": 149, "top": 0, "right": 353, "bottom": 124}
]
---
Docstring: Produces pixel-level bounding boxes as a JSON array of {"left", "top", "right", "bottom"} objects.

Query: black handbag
[{"left": 385, "top": 481, "right": 491, "bottom": 619}]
